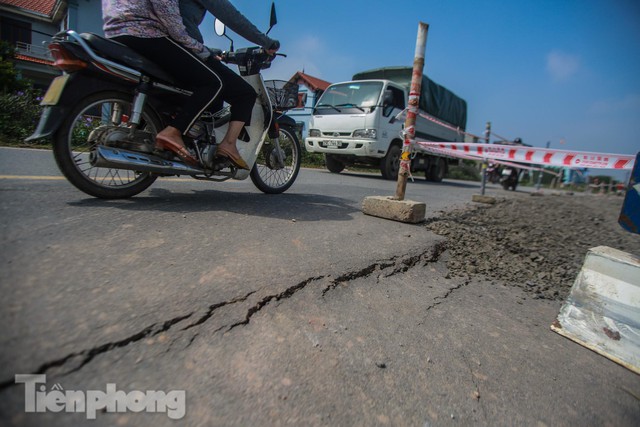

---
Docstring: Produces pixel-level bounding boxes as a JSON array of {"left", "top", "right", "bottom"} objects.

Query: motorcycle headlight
[
  {"left": 309, "top": 129, "right": 321, "bottom": 137},
  {"left": 353, "top": 129, "right": 377, "bottom": 139}
]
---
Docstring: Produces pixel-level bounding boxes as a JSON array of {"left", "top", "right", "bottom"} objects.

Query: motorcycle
[
  {"left": 486, "top": 163, "right": 500, "bottom": 184},
  {"left": 500, "top": 167, "right": 519, "bottom": 191},
  {"left": 27, "top": 6, "right": 301, "bottom": 199}
]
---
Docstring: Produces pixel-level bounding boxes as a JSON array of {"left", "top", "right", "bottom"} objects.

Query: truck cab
[{"left": 306, "top": 79, "right": 406, "bottom": 156}]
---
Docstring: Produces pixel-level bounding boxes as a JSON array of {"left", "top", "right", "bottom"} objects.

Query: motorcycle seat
[{"left": 79, "top": 33, "right": 177, "bottom": 85}]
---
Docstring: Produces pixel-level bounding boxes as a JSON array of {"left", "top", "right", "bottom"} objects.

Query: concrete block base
[
  {"left": 362, "top": 196, "right": 426, "bottom": 224},
  {"left": 472, "top": 195, "right": 496, "bottom": 204}
]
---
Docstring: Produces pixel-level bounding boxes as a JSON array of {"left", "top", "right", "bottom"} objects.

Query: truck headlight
[
  {"left": 309, "top": 129, "right": 321, "bottom": 137},
  {"left": 353, "top": 129, "right": 377, "bottom": 139}
]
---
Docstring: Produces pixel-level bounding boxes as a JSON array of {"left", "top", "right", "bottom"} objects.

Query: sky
[{"left": 202, "top": 0, "right": 640, "bottom": 169}]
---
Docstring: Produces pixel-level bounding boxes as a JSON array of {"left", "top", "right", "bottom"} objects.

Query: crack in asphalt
[
  {"left": 227, "top": 276, "right": 326, "bottom": 331},
  {"left": 461, "top": 351, "right": 487, "bottom": 421},
  {"left": 181, "top": 290, "right": 257, "bottom": 331},
  {"left": 415, "top": 280, "right": 471, "bottom": 329},
  {"left": 427, "top": 280, "right": 469, "bottom": 310},
  {"left": 0, "top": 313, "right": 193, "bottom": 391},
  {"left": 322, "top": 241, "right": 448, "bottom": 296},
  {"left": 228, "top": 242, "right": 450, "bottom": 331},
  {"left": 0, "top": 242, "right": 450, "bottom": 390}
]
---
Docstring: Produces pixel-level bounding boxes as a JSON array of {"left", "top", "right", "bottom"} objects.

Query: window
[
  {"left": 383, "top": 86, "right": 405, "bottom": 116},
  {"left": 0, "top": 16, "right": 32, "bottom": 45},
  {"left": 315, "top": 81, "right": 384, "bottom": 114},
  {"left": 388, "top": 86, "right": 405, "bottom": 110},
  {"left": 295, "top": 92, "right": 308, "bottom": 109}
]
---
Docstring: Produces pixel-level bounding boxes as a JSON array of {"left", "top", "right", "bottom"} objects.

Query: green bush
[
  {"left": 0, "top": 41, "right": 45, "bottom": 145},
  {"left": 293, "top": 126, "right": 325, "bottom": 168},
  {"left": 0, "top": 87, "right": 44, "bottom": 144},
  {"left": 445, "top": 163, "right": 480, "bottom": 181}
]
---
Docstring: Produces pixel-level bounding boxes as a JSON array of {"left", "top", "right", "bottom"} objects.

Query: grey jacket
[{"left": 179, "top": 0, "right": 278, "bottom": 49}]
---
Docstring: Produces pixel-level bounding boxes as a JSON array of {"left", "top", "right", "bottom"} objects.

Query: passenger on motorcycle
[
  {"left": 178, "top": 0, "right": 280, "bottom": 165},
  {"left": 102, "top": 0, "right": 278, "bottom": 169}
]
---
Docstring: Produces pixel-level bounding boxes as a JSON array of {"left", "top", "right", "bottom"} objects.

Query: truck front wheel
[
  {"left": 325, "top": 154, "right": 345, "bottom": 174},
  {"left": 380, "top": 144, "right": 401, "bottom": 180},
  {"left": 427, "top": 157, "right": 446, "bottom": 182}
]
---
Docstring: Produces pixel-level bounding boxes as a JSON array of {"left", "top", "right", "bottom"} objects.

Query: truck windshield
[{"left": 314, "top": 82, "right": 383, "bottom": 114}]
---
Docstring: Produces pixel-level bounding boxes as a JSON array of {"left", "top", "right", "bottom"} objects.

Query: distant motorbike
[
  {"left": 500, "top": 167, "right": 519, "bottom": 191},
  {"left": 27, "top": 5, "right": 301, "bottom": 198},
  {"left": 486, "top": 163, "right": 500, "bottom": 184}
]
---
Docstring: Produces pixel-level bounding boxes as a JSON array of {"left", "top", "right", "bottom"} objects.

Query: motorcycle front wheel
[
  {"left": 52, "top": 91, "right": 161, "bottom": 199},
  {"left": 250, "top": 125, "right": 301, "bottom": 194}
]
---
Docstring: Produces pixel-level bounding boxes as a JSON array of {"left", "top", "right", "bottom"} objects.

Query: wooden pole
[{"left": 394, "top": 22, "right": 429, "bottom": 201}]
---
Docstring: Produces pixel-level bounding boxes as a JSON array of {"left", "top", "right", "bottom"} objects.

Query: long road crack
[
  {"left": 229, "top": 242, "right": 449, "bottom": 331},
  {"left": 0, "top": 242, "right": 449, "bottom": 391},
  {"left": 0, "top": 313, "right": 193, "bottom": 391},
  {"left": 0, "top": 290, "right": 259, "bottom": 391}
]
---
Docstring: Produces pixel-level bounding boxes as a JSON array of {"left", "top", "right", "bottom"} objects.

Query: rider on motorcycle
[{"left": 102, "top": 0, "right": 278, "bottom": 169}]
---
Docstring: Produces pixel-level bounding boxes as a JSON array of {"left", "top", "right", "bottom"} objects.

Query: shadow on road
[{"left": 68, "top": 190, "right": 359, "bottom": 222}]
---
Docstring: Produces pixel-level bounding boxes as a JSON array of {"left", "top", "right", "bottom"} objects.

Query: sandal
[
  {"left": 156, "top": 135, "right": 199, "bottom": 166},
  {"left": 216, "top": 144, "right": 250, "bottom": 170}
]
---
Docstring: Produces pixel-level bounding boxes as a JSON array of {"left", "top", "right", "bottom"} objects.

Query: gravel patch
[{"left": 426, "top": 193, "right": 640, "bottom": 300}]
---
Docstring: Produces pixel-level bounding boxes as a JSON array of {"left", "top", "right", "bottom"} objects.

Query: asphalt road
[{"left": 0, "top": 147, "right": 637, "bottom": 426}]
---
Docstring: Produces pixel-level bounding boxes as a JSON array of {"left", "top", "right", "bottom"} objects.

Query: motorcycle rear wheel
[
  {"left": 53, "top": 91, "right": 161, "bottom": 199},
  {"left": 250, "top": 125, "right": 301, "bottom": 194}
]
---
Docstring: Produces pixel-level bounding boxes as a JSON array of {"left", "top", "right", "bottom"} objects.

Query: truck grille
[{"left": 321, "top": 131, "right": 351, "bottom": 137}]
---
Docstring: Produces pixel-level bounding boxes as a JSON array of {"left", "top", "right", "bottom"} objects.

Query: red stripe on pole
[
  {"left": 525, "top": 151, "right": 534, "bottom": 161},
  {"left": 464, "top": 145, "right": 470, "bottom": 153},
  {"left": 543, "top": 153, "right": 553, "bottom": 163},
  {"left": 478, "top": 146, "right": 483, "bottom": 155},
  {"left": 563, "top": 155, "right": 575, "bottom": 165},
  {"left": 509, "top": 149, "right": 516, "bottom": 159}
]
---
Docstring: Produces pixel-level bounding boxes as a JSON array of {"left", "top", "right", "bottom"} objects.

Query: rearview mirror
[
  {"left": 267, "top": 2, "right": 277, "bottom": 35},
  {"left": 214, "top": 19, "right": 226, "bottom": 36},
  {"left": 214, "top": 19, "right": 234, "bottom": 51}
]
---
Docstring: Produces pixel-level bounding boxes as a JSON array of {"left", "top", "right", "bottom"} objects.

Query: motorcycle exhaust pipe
[{"left": 90, "top": 145, "right": 205, "bottom": 175}]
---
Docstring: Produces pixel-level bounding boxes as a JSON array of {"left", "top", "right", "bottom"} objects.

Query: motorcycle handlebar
[{"left": 220, "top": 48, "right": 284, "bottom": 65}]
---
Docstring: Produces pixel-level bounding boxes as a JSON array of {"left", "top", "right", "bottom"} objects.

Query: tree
[
  {"left": 0, "top": 41, "right": 29, "bottom": 94},
  {"left": 0, "top": 41, "right": 43, "bottom": 143}
]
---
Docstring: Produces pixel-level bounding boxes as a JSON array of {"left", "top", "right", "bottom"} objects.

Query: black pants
[{"left": 112, "top": 35, "right": 256, "bottom": 133}]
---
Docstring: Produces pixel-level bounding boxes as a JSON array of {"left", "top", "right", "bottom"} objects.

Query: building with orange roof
[
  {"left": 0, "top": 0, "right": 101, "bottom": 88},
  {"left": 286, "top": 71, "right": 332, "bottom": 137}
]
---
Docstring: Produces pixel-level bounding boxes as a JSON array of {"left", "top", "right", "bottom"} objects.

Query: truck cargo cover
[{"left": 352, "top": 66, "right": 467, "bottom": 130}]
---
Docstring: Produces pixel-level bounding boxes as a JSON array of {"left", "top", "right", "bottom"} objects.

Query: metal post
[
  {"left": 535, "top": 141, "right": 550, "bottom": 190},
  {"left": 480, "top": 122, "right": 491, "bottom": 195},
  {"left": 480, "top": 161, "right": 488, "bottom": 195},
  {"left": 394, "top": 22, "right": 429, "bottom": 201}
]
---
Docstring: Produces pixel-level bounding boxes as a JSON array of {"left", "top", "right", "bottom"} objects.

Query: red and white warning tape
[
  {"left": 415, "top": 141, "right": 635, "bottom": 170},
  {"left": 420, "top": 144, "right": 556, "bottom": 174}
]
